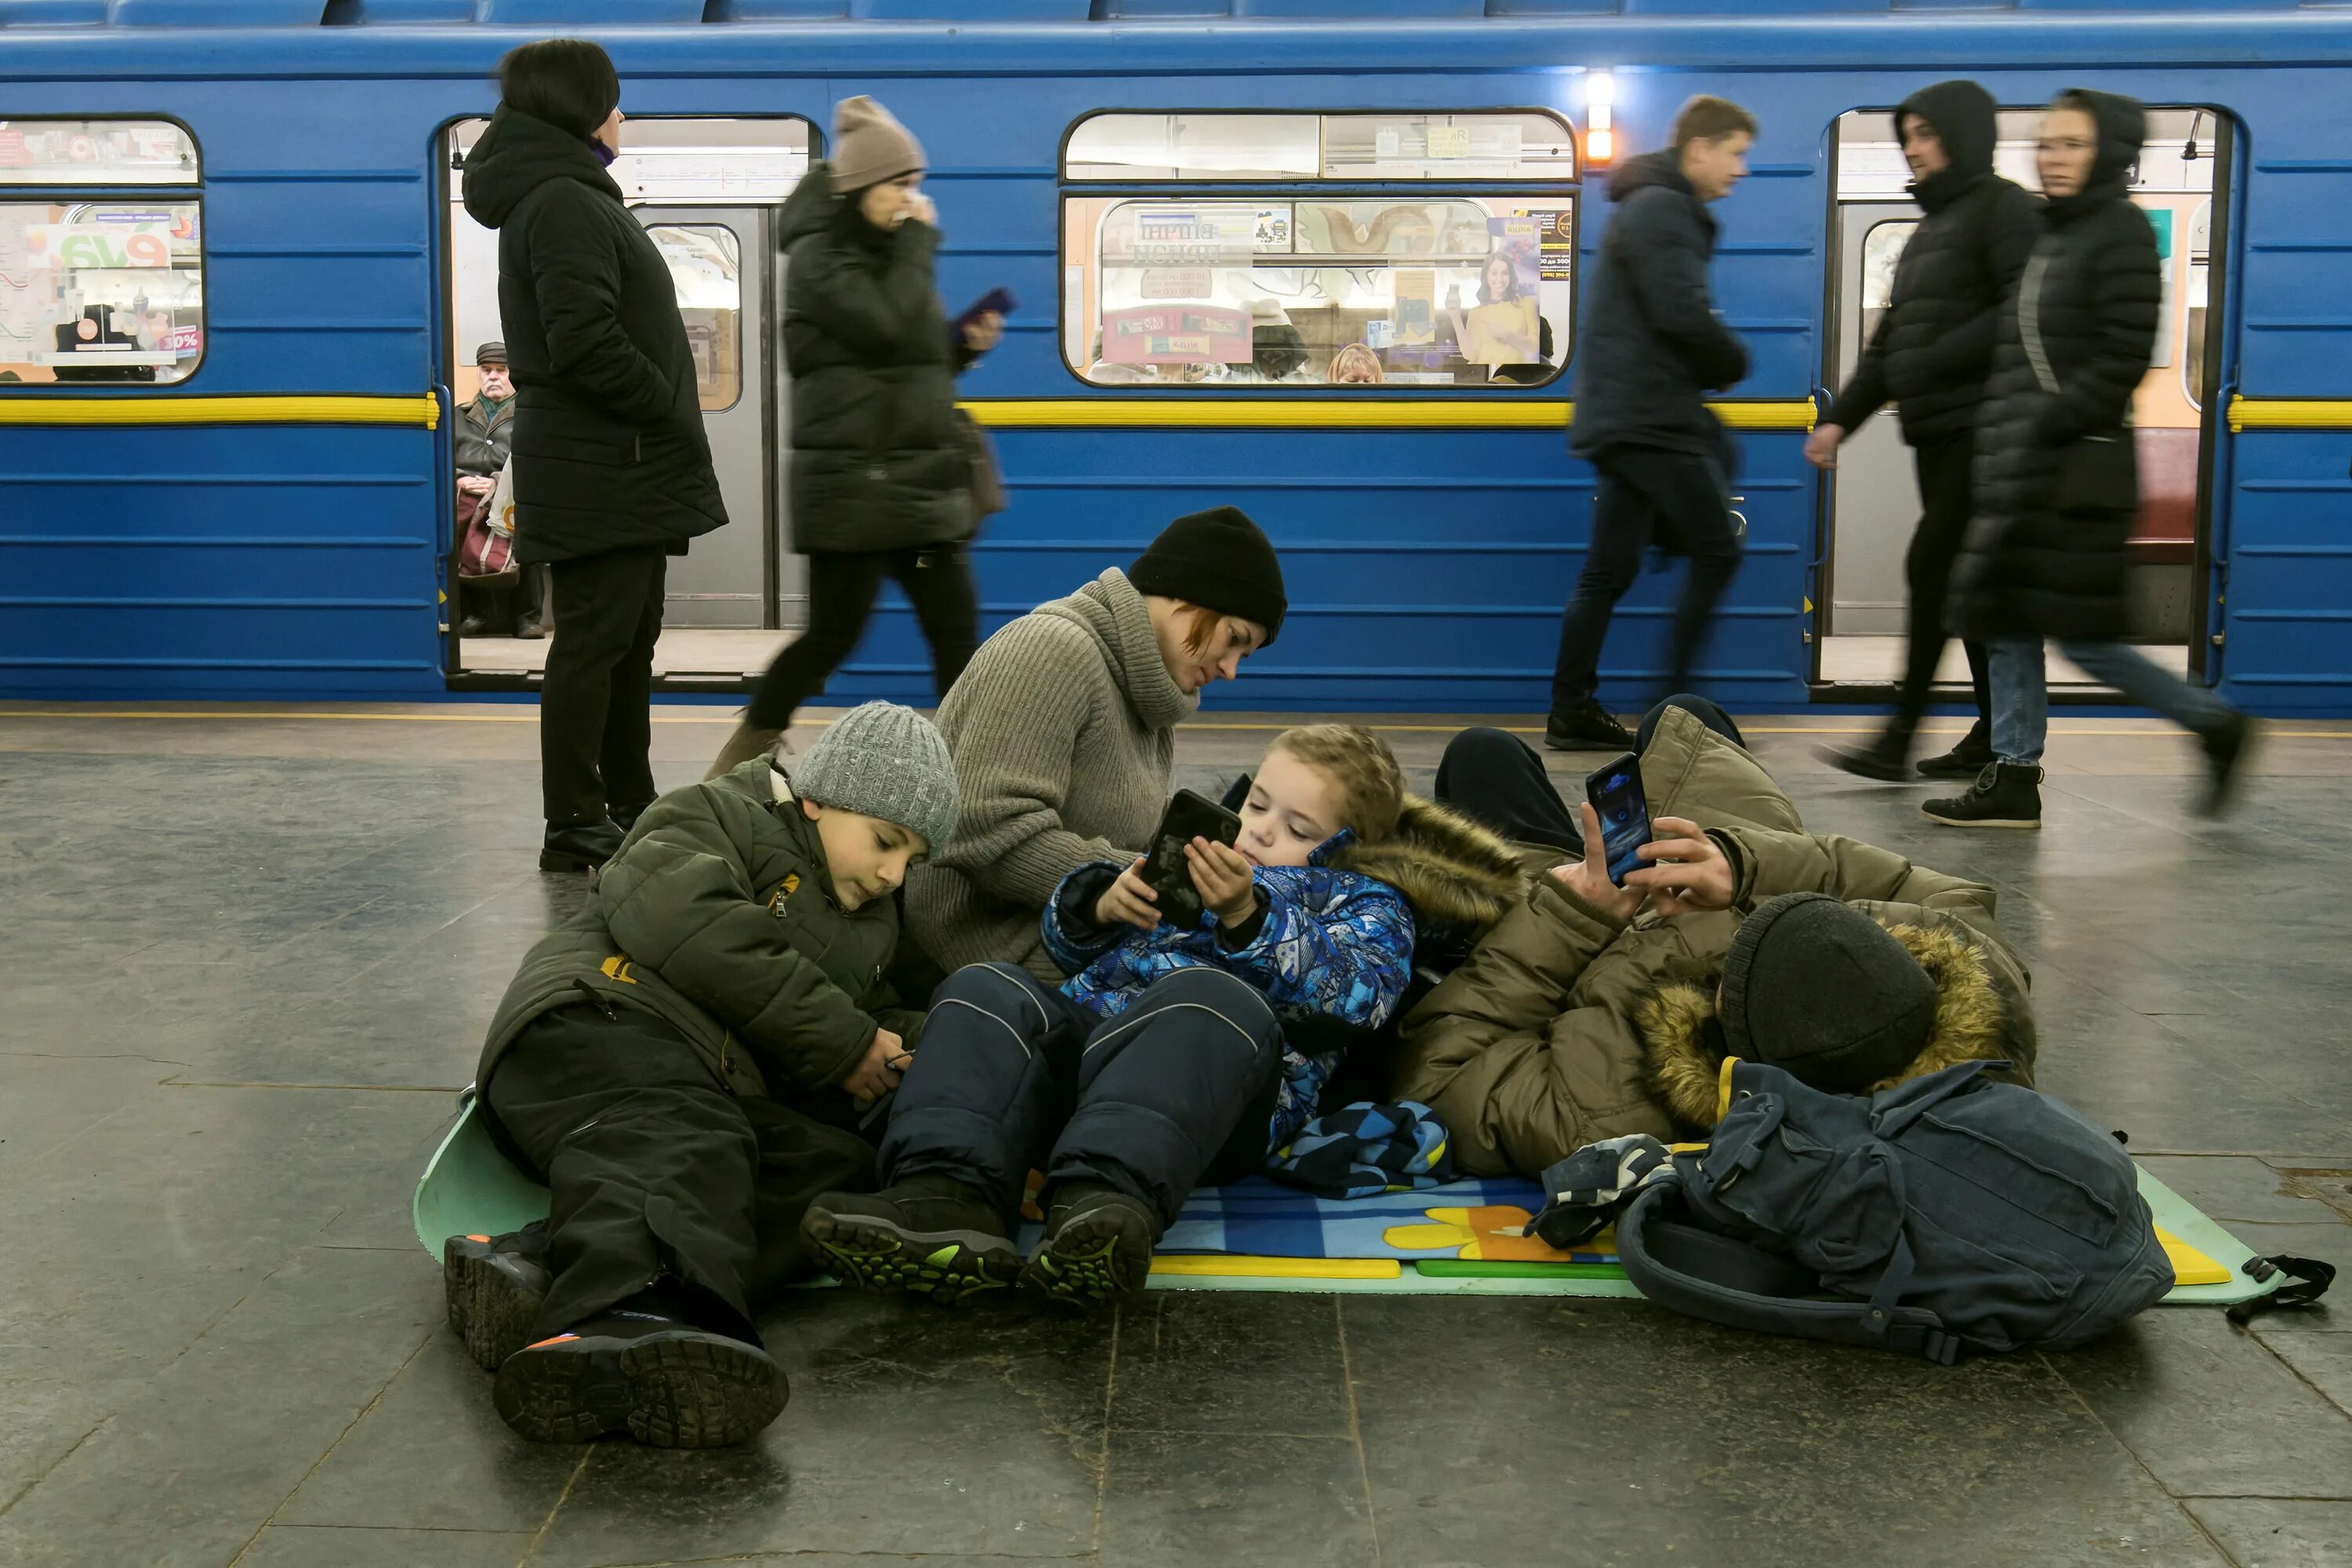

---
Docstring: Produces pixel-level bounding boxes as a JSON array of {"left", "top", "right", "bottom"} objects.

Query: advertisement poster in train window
[
  {"left": 1520, "top": 208, "right": 1573, "bottom": 281},
  {"left": 1100, "top": 303, "right": 1249, "bottom": 365},
  {"left": 1105, "top": 204, "right": 1256, "bottom": 267}
]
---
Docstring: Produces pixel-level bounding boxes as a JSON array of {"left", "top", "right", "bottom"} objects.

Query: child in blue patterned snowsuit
[{"left": 806, "top": 725, "right": 1525, "bottom": 1310}]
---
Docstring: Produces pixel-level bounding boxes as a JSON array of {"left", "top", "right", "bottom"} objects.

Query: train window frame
[
  {"left": 644, "top": 220, "right": 746, "bottom": 416},
  {"left": 0, "top": 116, "right": 209, "bottom": 391},
  {"left": 1057, "top": 107, "right": 1581, "bottom": 394}
]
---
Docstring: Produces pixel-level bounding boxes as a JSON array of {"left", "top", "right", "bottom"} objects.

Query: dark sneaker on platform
[
  {"left": 1022, "top": 1183, "right": 1158, "bottom": 1310},
  {"left": 1543, "top": 700, "right": 1635, "bottom": 753},
  {"left": 1916, "top": 721, "right": 1995, "bottom": 780},
  {"left": 800, "top": 1178, "right": 1021, "bottom": 1305},
  {"left": 1816, "top": 735, "right": 1915, "bottom": 782},
  {"left": 539, "top": 818, "right": 623, "bottom": 873},
  {"left": 492, "top": 1312, "right": 787, "bottom": 1448},
  {"left": 444, "top": 1222, "right": 552, "bottom": 1371},
  {"left": 2199, "top": 712, "right": 2260, "bottom": 818},
  {"left": 1922, "top": 763, "right": 2043, "bottom": 829}
]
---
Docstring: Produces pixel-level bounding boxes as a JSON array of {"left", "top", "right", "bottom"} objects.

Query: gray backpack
[{"left": 1537, "top": 1058, "right": 2175, "bottom": 1363}]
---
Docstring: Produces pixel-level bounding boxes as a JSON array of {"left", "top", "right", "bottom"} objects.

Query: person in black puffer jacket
[
  {"left": 462, "top": 40, "right": 730, "bottom": 873},
  {"left": 1931, "top": 89, "right": 2256, "bottom": 829},
  {"left": 1548, "top": 96, "right": 1757, "bottom": 753},
  {"left": 708, "top": 97, "right": 1003, "bottom": 777},
  {"left": 1809, "top": 82, "right": 2041, "bottom": 783}
]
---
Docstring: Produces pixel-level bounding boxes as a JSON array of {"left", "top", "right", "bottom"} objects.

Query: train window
[
  {"left": 1859, "top": 220, "right": 1917, "bottom": 345},
  {"left": 0, "top": 120, "right": 199, "bottom": 185},
  {"left": 0, "top": 200, "right": 205, "bottom": 386},
  {"left": 648, "top": 223, "right": 743, "bottom": 412},
  {"left": 1065, "top": 111, "right": 1574, "bottom": 183}
]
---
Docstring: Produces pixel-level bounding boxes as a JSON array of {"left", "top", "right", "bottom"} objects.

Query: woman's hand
[
  {"left": 840, "top": 1026, "right": 911, "bottom": 1105},
  {"left": 963, "top": 310, "right": 1004, "bottom": 354},
  {"left": 1094, "top": 857, "right": 1160, "bottom": 932},
  {"left": 1185, "top": 838, "right": 1258, "bottom": 927},
  {"left": 1548, "top": 802, "right": 1645, "bottom": 923},
  {"left": 457, "top": 474, "right": 495, "bottom": 496},
  {"left": 1621, "top": 816, "right": 1737, "bottom": 918},
  {"left": 902, "top": 191, "right": 938, "bottom": 229}
]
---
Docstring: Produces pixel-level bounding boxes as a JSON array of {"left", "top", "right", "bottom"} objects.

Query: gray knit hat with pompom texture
[{"left": 790, "top": 702, "right": 958, "bottom": 852}]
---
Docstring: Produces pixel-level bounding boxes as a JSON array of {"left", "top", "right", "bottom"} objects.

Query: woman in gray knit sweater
[{"left": 906, "top": 506, "right": 1287, "bottom": 978}]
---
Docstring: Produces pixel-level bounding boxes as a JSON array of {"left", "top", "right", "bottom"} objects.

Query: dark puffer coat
[
  {"left": 1570, "top": 151, "right": 1749, "bottom": 463},
  {"left": 1952, "top": 90, "right": 2161, "bottom": 644},
  {"left": 778, "top": 164, "right": 974, "bottom": 555},
  {"left": 1824, "top": 81, "right": 2042, "bottom": 448},
  {"left": 460, "top": 107, "right": 728, "bottom": 564}
]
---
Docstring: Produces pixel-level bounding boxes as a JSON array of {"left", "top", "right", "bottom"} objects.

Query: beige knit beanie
[{"left": 831, "top": 96, "right": 925, "bottom": 194}]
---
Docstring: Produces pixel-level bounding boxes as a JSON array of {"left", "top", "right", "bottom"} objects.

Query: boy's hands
[
  {"left": 1185, "top": 838, "right": 1258, "bottom": 927},
  {"left": 1094, "top": 857, "right": 1160, "bottom": 932},
  {"left": 841, "top": 1026, "right": 911, "bottom": 1106},
  {"left": 1549, "top": 809, "right": 1734, "bottom": 922}
]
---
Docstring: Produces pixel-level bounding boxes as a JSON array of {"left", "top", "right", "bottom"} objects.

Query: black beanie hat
[
  {"left": 1127, "top": 506, "right": 1287, "bottom": 648},
  {"left": 1718, "top": 892, "right": 1940, "bottom": 1094}
]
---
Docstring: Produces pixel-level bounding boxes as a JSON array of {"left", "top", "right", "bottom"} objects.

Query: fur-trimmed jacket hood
[{"left": 1330, "top": 793, "right": 1529, "bottom": 970}]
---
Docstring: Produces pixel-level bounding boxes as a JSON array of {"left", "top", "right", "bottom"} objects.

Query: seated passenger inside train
[{"left": 1396, "top": 698, "right": 2040, "bottom": 1178}]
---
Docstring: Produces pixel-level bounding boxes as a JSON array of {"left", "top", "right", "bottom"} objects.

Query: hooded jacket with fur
[{"left": 1394, "top": 706, "right": 2036, "bottom": 1178}]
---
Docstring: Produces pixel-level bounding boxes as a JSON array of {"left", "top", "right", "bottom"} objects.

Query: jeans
[
  {"left": 1987, "top": 637, "right": 2238, "bottom": 766},
  {"left": 1433, "top": 696, "right": 1746, "bottom": 853}
]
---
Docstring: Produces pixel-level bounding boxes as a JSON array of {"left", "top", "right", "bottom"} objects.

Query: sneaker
[
  {"left": 492, "top": 1311, "right": 786, "bottom": 1448},
  {"left": 539, "top": 818, "right": 622, "bottom": 873},
  {"left": 800, "top": 1176, "right": 1020, "bottom": 1305},
  {"left": 1916, "top": 720, "right": 1994, "bottom": 780},
  {"left": 444, "top": 1223, "right": 551, "bottom": 1371},
  {"left": 1543, "top": 700, "right": 1635, "bottom": 753},
  {"left": 1021, "top": 1183, "right": 1158, "bottom": 1310},
  {"left": 1922, "top": 762, "right": 2043, "bottom": 829},
  {"left": 1816, "top": 731, "right": 1914, "bottom": 782},
  {"left": 2198, "top": 712, "right": 2260, "bottom": 819}
]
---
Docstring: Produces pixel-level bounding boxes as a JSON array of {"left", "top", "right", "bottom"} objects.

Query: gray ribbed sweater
[{"left": 907, "top": 569, "right": 1194, "bottom": 980}]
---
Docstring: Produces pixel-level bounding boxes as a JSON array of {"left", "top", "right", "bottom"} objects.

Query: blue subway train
[{"left": 2, "top": 1, "right": 2348, "bottom": 714}]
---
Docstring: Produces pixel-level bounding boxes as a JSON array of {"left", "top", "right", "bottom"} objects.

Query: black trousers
[
  {"left": 1550, "top": 446, "right": 1744, "bottom": 712},
  {"left": 1433, "top": 695, "right": 1745, "bottom": 854},
  {"left": 483, "top": 1004, "right": 877, "bottom": 1345},
  {"left": 1892, "top": 434, "right": 1991, "bottom": 742},
  {"left": 880, "top": 964, "right": 1284, "bottom": 1229},
  {"left": 542, "top": 546, "right": 665, "bottom": 828},
  {"left": 746, "top": 546, "right": 979, "bottom": 731}
]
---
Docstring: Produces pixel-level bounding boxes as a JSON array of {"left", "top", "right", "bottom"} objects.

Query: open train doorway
[
  {"left": 1817, "top": 105, "right": 2225, "bottom": 699},
  {"left": 441, "top": 116, "right": 813, "bottom": 688}
]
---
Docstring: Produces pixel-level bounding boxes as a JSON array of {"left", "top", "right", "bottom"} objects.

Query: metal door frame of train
[{"left": 1809, "top": 102, "right": 2244, "bottom": 699}]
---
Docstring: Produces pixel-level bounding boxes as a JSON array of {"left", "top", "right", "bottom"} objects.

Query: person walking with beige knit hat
[{"left": 709, "top": 96, "right": 1006, "bottom": 777}]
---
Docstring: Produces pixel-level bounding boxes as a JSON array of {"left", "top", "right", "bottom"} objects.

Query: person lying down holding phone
[{"left": 803, "top": 724, "right": 1524, "bottom": 1310}]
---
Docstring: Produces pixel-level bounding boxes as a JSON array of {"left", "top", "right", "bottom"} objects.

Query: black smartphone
[
  {"left": 955, "top": 286, "right": 1018, "bottom": 333},
  {"left": 1583, "top": 752, "right": 1653, "bottom": 887},
  {"left": 1138, "top": 788, "right": 1243, "bottom": 927}
]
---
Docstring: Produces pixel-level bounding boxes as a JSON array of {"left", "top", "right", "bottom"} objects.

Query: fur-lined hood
[
  {"left": 1332, "top": 794, "right": 1528, "bottom": 959},
  {"left": 1641, "top": 920, "right": 2018, "bottom": 1130}
]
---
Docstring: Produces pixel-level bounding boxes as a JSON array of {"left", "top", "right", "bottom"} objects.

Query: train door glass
[
  {"left": 441, "top": 116, "right": 810, "bottom": 681},
  {"left": 1820, "top": 107, "right": 2220, "bottom": 695}
]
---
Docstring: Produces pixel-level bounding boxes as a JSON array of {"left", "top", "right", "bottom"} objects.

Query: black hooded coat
[
  {"left": 1824, "top": 81, "right": 2042, "bottom": 447},
  {"left": 1951, "top": 89, "right": 2161, "bottom": 644},
  {"left": 1570, "top": 151, "right": 1749, "bottom": 464},
  {"left": 460, "top": 106, "right": 728, "bottom": 564}
]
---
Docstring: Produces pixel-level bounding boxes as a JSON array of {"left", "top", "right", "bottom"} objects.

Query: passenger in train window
[
  {"left": 456, "top": 702, "right": 957, "bottom": 1447},
  {"left": 452, "top": 342, "right": 549, "bottom": 641},
  {"left": 463, "top": 38, "right": 731, "bottom": 874},
  {"left": 906, "top": 506, "right": 1288, "bottom": 982},
  {"left": 1548, "top": 96, "right": 1757, "bottom": 755},
  {"left": 709, "top": 96, "right": 1001, "bottom": 779},
  {"left": 1936, "top": 89, "right": 2257, "bottom": 829},
  {"left": 1806, "top": 81, "right": 2041, "bottom": 785},
  {"left": 1392, "top": 699, "right": 2037, "bottom": 1178}
]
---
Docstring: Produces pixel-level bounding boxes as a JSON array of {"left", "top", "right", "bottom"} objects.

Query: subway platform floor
[{"left": 2, "top": 700, "right": 2349, "bottom": 1568}]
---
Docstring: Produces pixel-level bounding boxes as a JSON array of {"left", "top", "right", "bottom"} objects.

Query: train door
[{"left": 1818, "top": 107, "right": 2220, "bottom": 697}]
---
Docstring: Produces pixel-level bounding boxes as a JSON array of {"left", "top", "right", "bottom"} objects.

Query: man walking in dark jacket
[
  {"left": 1809, "top": 82, "right": 2040, "bottom": 782},
  {"left": 1548, "top": 96, "right": 1758, "bottom": 751}
]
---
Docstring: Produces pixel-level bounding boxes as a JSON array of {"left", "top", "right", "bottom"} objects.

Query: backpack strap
[
  {"left": 2226, "top": 1255, "right": 2338, "bottom": 1327},
  {"left": 1868, "top": 1058, "right": 2013, "bottom": 1139}
]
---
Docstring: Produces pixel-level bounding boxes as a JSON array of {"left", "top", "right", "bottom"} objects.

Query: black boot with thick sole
[
  {"left": 539, "top": 818, "right": 622, "bottom": 873},
  {"left": 492, "top": 1310, "right": 786, "bottom": 1448},
  {"left": 444, "top": 1221, "right": 552, "bottom": 1371},
  {"left": 1922, "top": 762, "right": 2043, "bottom": 829},
  {"left": 1543, "top": 699, "right": 1635, "bottom": 753},
  {"left": 1022, "top": 1183, "right": 1159, "bottom": 1310},
  {"left": 1916, "top": 720, "right": 1994, "bottom": 780},
  {"left": 800, "top": 1175, "right": 1021, "bottom": 1305}
]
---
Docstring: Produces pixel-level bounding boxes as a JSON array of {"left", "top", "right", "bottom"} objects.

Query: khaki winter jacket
[
  {"left": 477, "top": 759, "right": 924, "bottom": 1101},
  {"left": 1393, "top": 706, "right": 2036, "bottom": 1177}
]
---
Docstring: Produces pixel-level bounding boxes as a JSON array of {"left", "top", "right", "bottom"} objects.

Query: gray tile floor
[{"left": 2, "top": 700, "right": 2348, "bottom": 1568}]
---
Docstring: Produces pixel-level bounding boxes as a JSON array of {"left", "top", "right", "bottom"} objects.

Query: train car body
[{"left": 1, "top": 0, "right": 2348, "bottom": 713}]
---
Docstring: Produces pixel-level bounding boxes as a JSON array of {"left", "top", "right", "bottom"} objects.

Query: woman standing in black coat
[
  {"left": 1933, "top": 89, "right": 2255, "bottom": 829},
  {"left": 463, "top": 40, "right": 730, "bottom": 872},
  {"left": 707, "top": 97, "right": 1002, "bottom": 777}
]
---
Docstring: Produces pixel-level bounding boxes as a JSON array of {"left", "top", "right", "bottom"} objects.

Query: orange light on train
[
  {"left": 1587, "top": 126, "right": 1614, "bottom": 163},
  {"left": 1585, "top": 71, "right": 1616, "bottom": 164}
]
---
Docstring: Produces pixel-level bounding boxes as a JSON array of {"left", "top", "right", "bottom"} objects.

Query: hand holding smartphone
[
  {"left": 1137, "top": 789, "right": 1243, "bottom": 927},
  {"left": 1583, "top": 752, "right": 1653, "bottom": 887},
  {"left": 954, "top": 285, "right": 1018, "bottom": 336}
]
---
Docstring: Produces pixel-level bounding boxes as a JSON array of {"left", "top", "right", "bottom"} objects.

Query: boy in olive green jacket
[{"left": 445, "top": 702, "right": 956, "bottom": 1450}]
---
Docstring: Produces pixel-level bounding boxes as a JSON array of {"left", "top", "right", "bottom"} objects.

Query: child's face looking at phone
[
  {"left": 801, "top": 800, "right": 925, "bottom": 912},
  {"left": 1235, "top": 747, "right": 1345, "bottom": 869}
]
